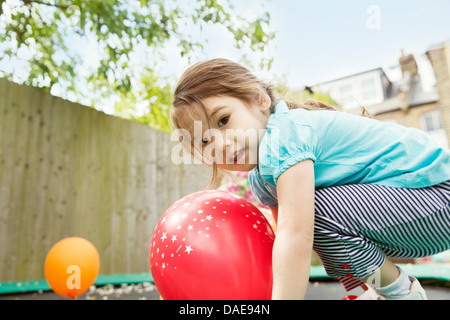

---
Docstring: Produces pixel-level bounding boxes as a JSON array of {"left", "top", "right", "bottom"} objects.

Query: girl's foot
[{"left": 354, "top": 277, "right": 427, "bottom": 300}]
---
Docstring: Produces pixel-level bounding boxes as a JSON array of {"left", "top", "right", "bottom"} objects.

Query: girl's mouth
[{"left": 229, "top": 148, "right": 245, "bottom": 165}]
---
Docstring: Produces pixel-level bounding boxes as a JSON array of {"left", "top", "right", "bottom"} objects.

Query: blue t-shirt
[{"left": 249, "top": 100, "right": 450, "bottom": 208}]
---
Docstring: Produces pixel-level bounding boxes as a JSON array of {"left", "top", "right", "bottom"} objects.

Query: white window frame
[{"left": 420, "top": 110, "right": 448, "bottom": 149}]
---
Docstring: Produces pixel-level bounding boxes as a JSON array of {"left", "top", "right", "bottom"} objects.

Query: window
[
  {"left": 360, "top": 78, "right": 378, "bottom": 101},
  {"left": 339, "top": 84, "right": 352, "bottom": 95},
  {"left": 335, "top": 84, "right": 354, "bottom": 106},
  {"left": 420, "top": 110, "right": 448, "bottom": 149},
  {"left": 421, "top": 111, "right": 443, "bottom": 132}
]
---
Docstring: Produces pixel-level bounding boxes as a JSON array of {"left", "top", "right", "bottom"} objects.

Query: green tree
[{"left": 0, "top": 0, "right": 275, "bottom": 132}]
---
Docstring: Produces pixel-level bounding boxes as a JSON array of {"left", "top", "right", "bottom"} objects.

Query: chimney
[
  {"left": 427, "top": 42, "right": 450, "bottom": 146},
  {"left": 399, "top": 51, "right": 418, "bottom": 78},
  {"left": 398, "top": 51, "right": 418, "bottom": 111}
]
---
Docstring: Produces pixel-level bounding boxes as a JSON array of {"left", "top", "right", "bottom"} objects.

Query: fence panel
[{"left": 0, "top": 79, "right": 209, "bottom": 281}]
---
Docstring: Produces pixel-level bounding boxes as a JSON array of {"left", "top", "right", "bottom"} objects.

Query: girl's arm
[{"left": 271, "top": 159, "right": 315, "bottom": 300}]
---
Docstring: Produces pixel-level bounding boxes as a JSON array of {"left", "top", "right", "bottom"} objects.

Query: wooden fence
[{"left": 0, "top": 78, "right": 210, "bottom": 282}]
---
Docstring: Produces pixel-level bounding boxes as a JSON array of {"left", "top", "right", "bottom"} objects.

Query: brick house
[{"left": 311, "top": 42, "right": 450, "bottom": 149}]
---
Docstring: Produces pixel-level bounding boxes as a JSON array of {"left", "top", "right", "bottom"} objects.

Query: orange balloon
[{"left": 44, "top": 237, "right": 100, "bottom": 299}]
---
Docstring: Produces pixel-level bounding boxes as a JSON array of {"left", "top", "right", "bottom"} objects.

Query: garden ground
[{"left": 0, "top": 279, "right": 448, "bottom": 300}]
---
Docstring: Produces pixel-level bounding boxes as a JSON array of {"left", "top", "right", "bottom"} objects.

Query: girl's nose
[{"left": 216, "top": 135, "right": 234, "bottom": 163}]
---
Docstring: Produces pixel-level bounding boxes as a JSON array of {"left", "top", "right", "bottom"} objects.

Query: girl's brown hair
[{"left": 170, "top": 58, "right": 368, "bottom": 188}]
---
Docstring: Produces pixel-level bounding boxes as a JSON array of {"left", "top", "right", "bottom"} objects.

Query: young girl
[{"left": 170, "top": 58, "right": 450, "bottom": 300}]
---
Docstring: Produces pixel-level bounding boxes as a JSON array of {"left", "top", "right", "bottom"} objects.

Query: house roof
[
  {"left": 312, "top": 66, "right": 439, "bottom": 115},
  {"left": 366, "top": 74, "right": 439, "bottom": 115},
  {"left": 315, "top": 67, "right": 389, "bottom": 86}
]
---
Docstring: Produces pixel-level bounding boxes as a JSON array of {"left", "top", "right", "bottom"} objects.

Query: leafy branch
[{"left": 0, "top": 0, "right": 275, "bottom": 131}]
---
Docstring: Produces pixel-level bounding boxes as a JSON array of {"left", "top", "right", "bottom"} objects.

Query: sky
[
  {"left": 170, "top": 0, "right": 450, "bottom": 91},
  {"left": 1, "top": 0, "right": 450, "bottom": 110}
]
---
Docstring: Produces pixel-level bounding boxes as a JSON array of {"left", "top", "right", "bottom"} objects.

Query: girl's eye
[
  {"left": 202, "top": 138, "right": 209, "bottom": 147},
  {"left": 218, "top": 116, "right": 229, "bottom": 127}
]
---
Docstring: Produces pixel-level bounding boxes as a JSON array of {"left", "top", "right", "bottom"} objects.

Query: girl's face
[{"left": 193, "top": 95, "right": 270, "bottom": 172}]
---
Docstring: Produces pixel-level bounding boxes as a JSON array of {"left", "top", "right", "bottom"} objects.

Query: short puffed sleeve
[{"left": 258, "top": 110, "right": 320, "bottom": 187}]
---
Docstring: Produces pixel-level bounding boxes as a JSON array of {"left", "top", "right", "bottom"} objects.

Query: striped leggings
[{"left": 313, "top": 180, "right": 450, "bottom": 291}]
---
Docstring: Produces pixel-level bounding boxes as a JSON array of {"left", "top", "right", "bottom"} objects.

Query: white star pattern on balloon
[
  {"left": 182, "top": 202, "right": 191, "bottom": 208},
  {"left": 149, "top": 190, "right": 275, "bottom": 284},
  {"left": 185, "top": 245, "right": 193, "bottom": 254}
]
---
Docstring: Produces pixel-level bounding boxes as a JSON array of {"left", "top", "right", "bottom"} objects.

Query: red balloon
[{"left": 149, "top": 190, "right": 275, "bottom": 300}]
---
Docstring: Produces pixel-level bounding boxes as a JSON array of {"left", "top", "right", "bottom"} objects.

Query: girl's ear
[{"left": 258, "top": 91, "right": 272, "bottom": 115}]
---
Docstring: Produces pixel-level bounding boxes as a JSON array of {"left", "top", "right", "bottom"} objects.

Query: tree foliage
[{"left": 0, "top": 0, "right": 275, "bottom": 131}]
